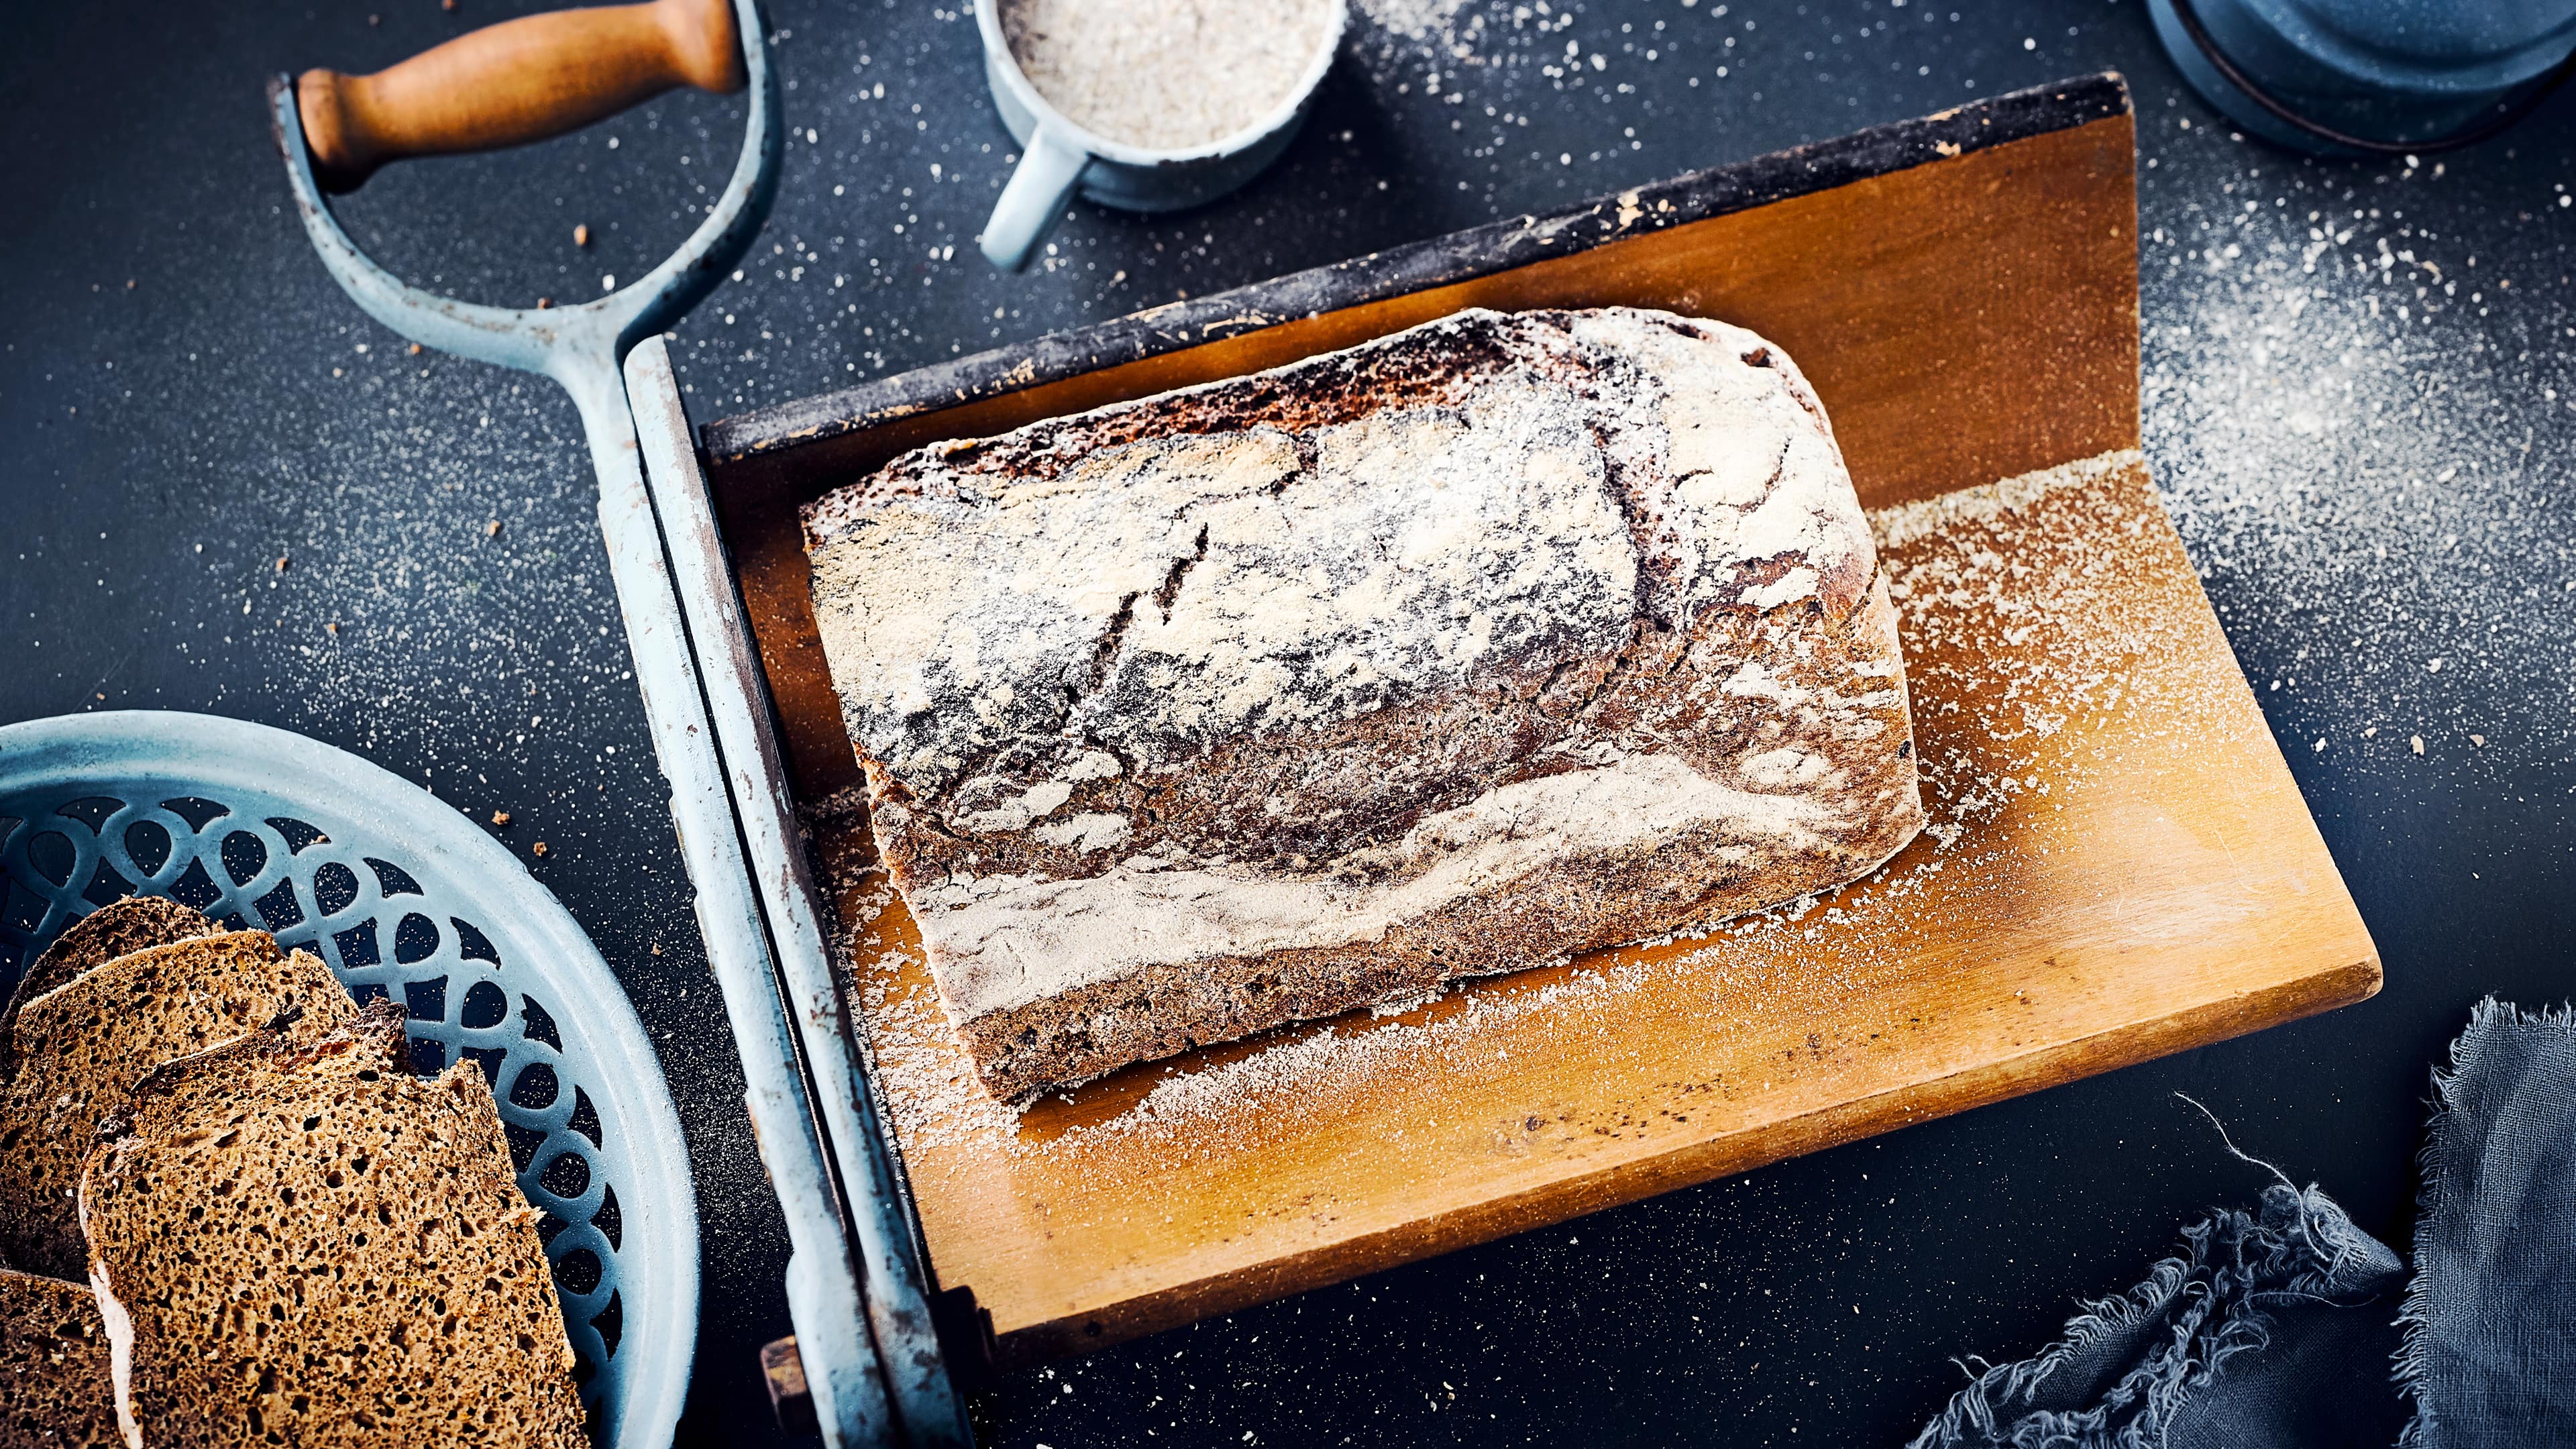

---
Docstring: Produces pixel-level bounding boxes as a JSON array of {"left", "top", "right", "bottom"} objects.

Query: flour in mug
[{"left": 1002, "top": 0, "right": 1338, "bottom": 150}]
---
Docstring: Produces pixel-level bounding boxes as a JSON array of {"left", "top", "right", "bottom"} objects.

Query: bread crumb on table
[{"left": 490, "top": 810, "right": 511, "bottom": 826}]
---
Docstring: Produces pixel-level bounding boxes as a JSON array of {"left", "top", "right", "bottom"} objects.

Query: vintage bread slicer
[
  {"left": 267, "top": 2, "right": 973, "bottom": 1445},
  {"left": 629, "top": 72, "right": 2377, "bottom": 1371}
]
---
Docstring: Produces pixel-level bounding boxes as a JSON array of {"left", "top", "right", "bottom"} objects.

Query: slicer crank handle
[{"left": 295, "top": 0, "right": 743, "bottom": 193}]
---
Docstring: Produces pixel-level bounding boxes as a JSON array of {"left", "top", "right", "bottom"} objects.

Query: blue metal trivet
[{"left": 0, "top": 711, "right": 696, "bottom": 1449}]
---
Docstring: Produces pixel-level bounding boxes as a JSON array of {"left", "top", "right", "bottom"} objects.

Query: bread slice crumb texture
[
  {"left": 0, "top": 1267, "right": 117, "bottom": 1448},
  {"left": 78, "top": 1020, "right": 586, "bottom": 1448},
  {"left": 0, "top": 899, "right": 217, "bottom": 1079},
  {"left": 0, "top": 932, "right": 355, "bottom": 1279}
]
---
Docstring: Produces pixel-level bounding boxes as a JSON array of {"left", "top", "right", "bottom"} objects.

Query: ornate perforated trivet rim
[{"left": 0, "top": 712, "right": 695, "bottom": 1449}]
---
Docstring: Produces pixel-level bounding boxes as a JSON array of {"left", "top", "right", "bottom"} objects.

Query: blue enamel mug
[
  {"left": 973, "top": 0, "right": 1348, "bottom": 270},
  {"left": 2150, "top": 0, "right": 2576, "bottom": 154}
]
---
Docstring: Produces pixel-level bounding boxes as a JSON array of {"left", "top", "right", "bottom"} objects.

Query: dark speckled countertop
[{"left": 5, "top": 1, "right": 2573, "bottom": 1444}]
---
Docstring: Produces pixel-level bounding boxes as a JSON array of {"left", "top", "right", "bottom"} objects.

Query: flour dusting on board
[{"left": 828, "top": 446, "right": 2241, "bottom": 1169}]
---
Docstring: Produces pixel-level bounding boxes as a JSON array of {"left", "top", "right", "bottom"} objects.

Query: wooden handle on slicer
[{"left": 297, "top": 0, "right": 743, "bottom": 193}]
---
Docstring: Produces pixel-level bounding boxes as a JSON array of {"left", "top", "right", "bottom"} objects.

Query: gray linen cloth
[
  {"left": 2397, "top": 999, "right": 2576, "bottom": 1447},
  {"left": 1912, "top": 999, "right": 2576, "bottom": 1448}
]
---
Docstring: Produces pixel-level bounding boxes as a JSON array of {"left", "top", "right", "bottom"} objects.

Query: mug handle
[{"left": 981, "top": 126, "right": 1089, "bottom": 270}]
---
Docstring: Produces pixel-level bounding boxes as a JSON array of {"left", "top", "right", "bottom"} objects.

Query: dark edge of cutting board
[{"left": 698, "top": 71, "right": 2131, "bottom": 464}]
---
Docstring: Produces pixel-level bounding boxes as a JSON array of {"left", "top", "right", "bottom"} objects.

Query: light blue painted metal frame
[
  {"left": 264, "top": 3, "right": 970, "bottom": 1442},
  {"left": 624, "top": 339, "right": 972, "bottom": 1444}
]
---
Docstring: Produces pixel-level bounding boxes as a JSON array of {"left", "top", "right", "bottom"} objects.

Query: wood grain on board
[
  {"left": 707, "top": 91, "right": 2379, "bottom": 1366},
  {"left": 822, "top": 454, "right": 2379, "bottom": 1366}
]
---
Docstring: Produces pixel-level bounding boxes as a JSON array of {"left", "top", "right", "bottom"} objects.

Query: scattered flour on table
[
  {"left": 1354, "top": 0, "right": 1475, "bottom": 47},
  {"left": 834, "top": 447, "right": 2228, "bottom": 1169},
  {"left": 2137, "top": 129, "right": 2576, "bottom": 770},
  {"left": 1002, "top": 0, "right": 1338, "bottom": 150},
  {"left": 1346, "top": 0, "right": 1515, "bottom": 83},
  {"left": 1343, "top": 0, "right": 1644, "bottom": 87}
]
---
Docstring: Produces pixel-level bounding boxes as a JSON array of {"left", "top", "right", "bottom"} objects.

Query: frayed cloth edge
[
  {"left": 1908, "top": 1183, "right": 2355, "bottom": 1449},
  {"left": 2394, "top": 996, "right": 2576, "bottom": 1448}
]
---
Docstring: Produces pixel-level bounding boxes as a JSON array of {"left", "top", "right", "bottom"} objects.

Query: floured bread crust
[{"left": 804, "top": 307, "right": 1923, "bottom": 1098}]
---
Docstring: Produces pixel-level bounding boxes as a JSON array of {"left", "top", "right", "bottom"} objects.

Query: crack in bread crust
[
  {"left": 805, "top": 306, "right": 1921, "bottom": 1098},
  {"left": 941, "top": 576, "right": 1919, "bottom": 1097}
]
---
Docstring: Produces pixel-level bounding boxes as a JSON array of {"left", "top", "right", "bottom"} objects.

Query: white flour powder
[
  {"left": 1002, "top": 0, "right": 1338, "bottom": 150},
  {"left": 2137, "top": 123, "right": 2576, "bottom": 771},
  {"left": 1355, "top": 0, "right": 1473, "bottom": 46},
  {"left": 835, "top": 448, "right": 2220, "bottom": 1163}
]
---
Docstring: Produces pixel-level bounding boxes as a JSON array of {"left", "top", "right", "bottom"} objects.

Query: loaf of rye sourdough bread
[
  {"left": 803, "top": 306, "right": 1925, "bottom": 1099},
  {"left": 78, "top": 1008, "right": 587, "bottom": 1448},
  {"left": 0, "top": 930, "right": 356, "bottom": 1278},
  {"left": 0, "top": 1267, "right": 116, "bottom": 1449}
]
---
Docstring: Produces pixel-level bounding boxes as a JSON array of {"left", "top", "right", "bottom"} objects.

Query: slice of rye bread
[
  {"left": 0, "top": 900, "right": 217, "bottom": 1076},
  {"left": 0, "top": 932, "right": 356, "bottom": 1279},
  {"left": 0, "top": 1267, "right": 117, "bottom": 1448},
  {"left": 4, "top": 898, "right": 218, "bottom": 1020},
  {"left": 95, "top": 1000, "right": 411, "bottom": 1140},
  {"left": 80, "top": 1019, "right": 586, "bottom": 1448}
]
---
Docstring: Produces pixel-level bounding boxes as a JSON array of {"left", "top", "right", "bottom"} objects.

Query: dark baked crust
[
  {"left": 808, "top": 307, "right": 1923, "bottom": 1099},
  {"left": 958, "top": 576, "right": 1920, "bottom": 1095}
]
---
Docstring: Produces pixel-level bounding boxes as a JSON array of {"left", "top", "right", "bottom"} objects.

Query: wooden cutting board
[{"left": 700, "top": 76, "right": 2379, "bottom": 1370}]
